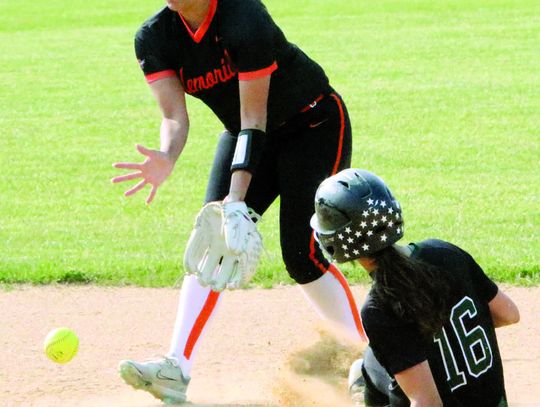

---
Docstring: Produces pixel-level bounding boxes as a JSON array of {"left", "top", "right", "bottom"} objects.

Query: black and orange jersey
[
  {"left": 361, "top": 239, "right": 505, "bottom": 407},
  {"left": 135, "top": 0, "right": 332, "bottom": 133}
]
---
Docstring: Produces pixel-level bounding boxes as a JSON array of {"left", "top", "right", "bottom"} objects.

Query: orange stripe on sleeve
[
  {"left": 238, "top": 62, "right": 278, "bottom": 80},
  {"left": 183, "top": 290, "right": 220, "bottom": 359},
  {"left": 145, "top": 70, "right": 177, "bottom": 83}
]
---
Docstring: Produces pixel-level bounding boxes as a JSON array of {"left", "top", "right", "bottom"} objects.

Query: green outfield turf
[{"left": 1, "top": 0, "right": 538, "bottom": 287}]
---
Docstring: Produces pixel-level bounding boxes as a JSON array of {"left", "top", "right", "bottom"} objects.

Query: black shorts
[{"left": 204, "top": 92, "right": 352, "bottom": 284}]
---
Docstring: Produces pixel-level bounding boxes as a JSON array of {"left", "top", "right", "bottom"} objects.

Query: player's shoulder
[
  {"left": 411, "top": 239, "right": 473, "bottom": 269},
  {"left": 135, "top": 6, "right": 175, "bottom": 40},
  {"left": 218, "top": 0, "right": 273, "bottom": 30},
  {"left": 361, "top": 292, "right": 400, "bottom": 329}
]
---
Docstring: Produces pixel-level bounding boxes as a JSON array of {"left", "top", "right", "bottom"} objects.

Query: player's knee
[{"left": 281, "top": 247, "right": 324, "bottom": 284}]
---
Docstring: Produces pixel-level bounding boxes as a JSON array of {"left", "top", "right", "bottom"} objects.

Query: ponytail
[{"left": 371, "top": 246, "right": 455, "bottom": 339}]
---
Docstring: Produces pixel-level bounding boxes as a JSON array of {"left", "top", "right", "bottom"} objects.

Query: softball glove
[{"left": 183, "top": 201, "right": 263, "bottom": 291}]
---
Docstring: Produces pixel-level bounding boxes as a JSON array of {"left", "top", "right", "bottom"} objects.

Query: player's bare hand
[{"left": 112, "top": 144, "right": 175, "bottom": 204}]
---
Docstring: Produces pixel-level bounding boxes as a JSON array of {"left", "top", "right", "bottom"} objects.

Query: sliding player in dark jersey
[
  {"left": 112, "top": 0, "right": 366, "bottom": 403},
  {"left": 311, "top": 169, "right": 519, "bottom": 407}
]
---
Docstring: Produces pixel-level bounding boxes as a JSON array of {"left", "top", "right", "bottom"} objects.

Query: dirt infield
[{"left": 1, "top": 285, "right": 538, "bottom": 406}]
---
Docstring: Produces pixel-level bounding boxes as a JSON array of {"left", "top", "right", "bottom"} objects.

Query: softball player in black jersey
[
  {"left": 112, "top": 0, "right": 365, "bottom": 403},
  {"left": 311, "top": 169, "right": 520, "bottom": 407}
]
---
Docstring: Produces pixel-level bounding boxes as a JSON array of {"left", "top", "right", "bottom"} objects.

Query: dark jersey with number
[
  {"left": 134, "top": 0, "right": 332, "bottom": 133},
  {"left": 361, "top": 239, "right": 505, "bottom": 407}
]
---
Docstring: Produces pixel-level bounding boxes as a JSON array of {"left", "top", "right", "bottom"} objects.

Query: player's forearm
[
  {"left": 160, "top": 117, "right": 188, "bottom": 163},
  {"left": 227, "top": 170, "right": 252, "bottom": 202},
  {"left": 228, "top": 76, "right": 269, "bottom": 202},
  {"left": 231, "top": 99, "right": 266, "bottom": 200},
  {"left": 396, "top": 361, "right": 443, "bottom": 407}
]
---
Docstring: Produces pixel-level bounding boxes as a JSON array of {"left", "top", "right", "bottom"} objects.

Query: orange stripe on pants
[
  {"left": 183, "top": 290, "right": 220, "bottom": 359},
  {"left": 326, "top": 264, "right": 368, "bottom": 342},
  {"left": 329, "top": 93, "right": 346, "bottom": 176},
  {"left": 309, "top": 234, "right": 367, "bottom": 342}
]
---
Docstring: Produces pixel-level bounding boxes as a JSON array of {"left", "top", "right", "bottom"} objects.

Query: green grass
[{"left": 0, "top": 0, "right": 538, "bottom": 286}]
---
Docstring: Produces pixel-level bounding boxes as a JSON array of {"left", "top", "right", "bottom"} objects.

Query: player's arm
[
  {"left": 394, "top": 360, "right": 443, "bottom": 407},
  {"left": 113, "top": 76, "right": 189, "bottom": 204},
  {"left": 225, "top": 75, "right": 270, "bottom": 203},
  {"left": 150, "top": 76, "right": 190, "bottom": 163},
  {"left": 488, "top": 289, "right": 520, "bottom": 328},
  {"left": 461, "top": 248, "right": 520, "bottom": 328}
]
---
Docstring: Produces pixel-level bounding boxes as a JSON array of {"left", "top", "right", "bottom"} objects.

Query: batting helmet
[{"left": 310, "top": 169, "right": 404, "bottom": 262}]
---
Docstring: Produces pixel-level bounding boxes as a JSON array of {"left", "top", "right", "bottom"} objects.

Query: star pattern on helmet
[{"left": 336, "top": 198, "right": 404, "bottom": 258}]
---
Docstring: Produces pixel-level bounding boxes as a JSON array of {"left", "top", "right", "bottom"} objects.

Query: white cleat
[
  {"left": 348, "top": 358, "right": 365, "bottom": 406},
  {"left": 119, "top": 356, "right": 190, "bottom": 404}
]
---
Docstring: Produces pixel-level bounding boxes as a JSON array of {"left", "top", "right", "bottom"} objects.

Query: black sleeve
[
  {"left": 134, "top": 26, "right": 176, "bottom": 77},
  {"left": 461, "top": 249, "right": 499, "bottom": 303},
  {"left": 362, "top": 305, "right": 431, "bottom": 375},
  {"left": 223, "top": 0, "right": 277, "bottom": 74}
]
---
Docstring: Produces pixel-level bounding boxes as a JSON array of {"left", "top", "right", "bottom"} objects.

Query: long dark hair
[{"left": 371, "top": 246, "right": 456, "bottom": 339}]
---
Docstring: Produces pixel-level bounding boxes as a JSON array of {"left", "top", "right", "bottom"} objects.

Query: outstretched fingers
[
  {"left": 125, "top": 180, "right": 147, "bottom": 197},
  {"left": 113, "top": 162, "right": 143, "bottom": 171},
  {"left": 111, "top": 172, "right": 142, "bottom": 184},
  {"left": 146, "top": 184, "right": 158, "bottom": 205},
  {"left": 136, "top": 144, "right": 158, "bottom": 158},
  {"left": 113, "top": 144, "right": 165, "bottom": 202}
]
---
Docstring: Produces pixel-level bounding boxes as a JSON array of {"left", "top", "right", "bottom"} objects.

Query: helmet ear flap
[
  {"left": 324, "top": 242, "right": 335, "bottom": 256},
  {"left": 314, "top": 229, "right": 341, "bottom": 262},
  {"left": 313, "top": 198, "right": 350, "bottom": 233}
]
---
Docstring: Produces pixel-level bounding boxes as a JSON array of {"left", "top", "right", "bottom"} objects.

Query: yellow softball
[{"left": 43, "top": 327, "right": 79, "bottom": 364}]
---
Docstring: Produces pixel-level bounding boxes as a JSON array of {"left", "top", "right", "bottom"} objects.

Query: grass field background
[{"left": 1, "top": 0, "right": 538, "bottom": 286}]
